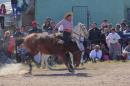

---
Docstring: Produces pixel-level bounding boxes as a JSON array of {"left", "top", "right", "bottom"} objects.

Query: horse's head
[{"left": 73, "top": 22, "right": 88, "bottom": 39}]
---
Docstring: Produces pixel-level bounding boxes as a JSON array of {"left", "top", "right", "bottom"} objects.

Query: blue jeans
[
  {"left": 11, "top": 4, "right": 17, "bottom": 15},
  {"left": 0, "top": 16, "right": 4, "bottom": 29},
  {"left": 63, "top": 32, "right": 71, "bottom": 46}
]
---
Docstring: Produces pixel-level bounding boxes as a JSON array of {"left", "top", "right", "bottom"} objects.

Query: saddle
[{"left": 53, "top": 32, "right": 74, "bottom": 45}]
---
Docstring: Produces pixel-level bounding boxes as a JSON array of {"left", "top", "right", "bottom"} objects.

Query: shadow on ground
[
  {"left": 50, "top": 67, "right": 86, "bottom": 71},
  {"left": 33, "top": 72, "right": 91, "bottom": 77}
]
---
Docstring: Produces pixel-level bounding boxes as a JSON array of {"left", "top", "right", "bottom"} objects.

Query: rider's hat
[{"left": 64, "top": 12, "right": 73, "bottom": 19}]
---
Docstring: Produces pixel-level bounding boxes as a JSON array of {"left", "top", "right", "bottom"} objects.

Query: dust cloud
[{"left": 0, "top": 63, "right": 29, "bottom": 76}]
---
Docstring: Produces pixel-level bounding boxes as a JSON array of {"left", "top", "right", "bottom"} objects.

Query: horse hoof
[
  {"left": 68, "top": 68, "right": 75, "bottom": 73},
  {"left": 24, "top": 72, "right": 32, "bottom": 77}
]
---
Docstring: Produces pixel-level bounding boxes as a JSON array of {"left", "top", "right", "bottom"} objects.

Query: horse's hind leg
[
  {"left": 28, "top": 63, "right": 32, "bottom": 74},
  {"left": 64, "top": 52, "right": 75, "bottom": 73}
]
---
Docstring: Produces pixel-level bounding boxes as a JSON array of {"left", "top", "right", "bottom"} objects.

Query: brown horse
[{"left": 24, "top": 32, "right": 82, "bottom": 73}]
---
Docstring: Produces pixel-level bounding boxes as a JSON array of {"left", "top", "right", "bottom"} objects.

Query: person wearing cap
[
  {"left": 106, "top": 28, "right": 121, "bottom": 60},
  {"left": 55, "top": 12, "right": 73, "bottom": 46},
  {"left": 28, "top": 20, "right": 42, "bottom": 34},
  {"left": 89, "top": 45, "right": 102, "bottom": 63}
]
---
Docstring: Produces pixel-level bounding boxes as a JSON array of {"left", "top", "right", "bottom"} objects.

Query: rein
[{"left": 72, "top": 31, "right": 84, "bottom": 38}]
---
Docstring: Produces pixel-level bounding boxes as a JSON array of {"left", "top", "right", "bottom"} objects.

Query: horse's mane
[{"left": 73, "top": 22, "right": 89, "bottom": 39}]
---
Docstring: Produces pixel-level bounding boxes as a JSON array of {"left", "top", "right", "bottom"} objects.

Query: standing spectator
[
  {"left": 101, "top": 26, "right": 110, "bottom": 36},
  {"left": 49, "top": 21, "right": 57, "bottom": 33},
  {"left": 89, "top": 45, "right": 102, "bottom": 63},
  {"left": 123, "top": 25, "right": 130, "bottom": 48},
  {"left": 0, "top": 4, "right": 6, "bottom": 29},
  {"left": 101, "top": 20, "right": 109, "bottom": 29},
  {"left": 106, "top": 28, "right": 121, "bottom": 60},
  {"left": 88, "top": 22, "right": 101, "bottom": 45},
  {"left": 42, "top": 20, "right": 51, "bottom": 32},
  {"left": 120, "top": 23, "right": 127, "bottom": 31},
  {"left": 11, "top": 0, "right": 18, "bottom": 15},
  {"left": 15, "top": 6, "right": 22, "bottom": 28},
  {"left": 116, "top": 24, "right": 123, "bottom": 45},
  {"left": 28, "top": 20, "right": 42, "bottom": 34}
]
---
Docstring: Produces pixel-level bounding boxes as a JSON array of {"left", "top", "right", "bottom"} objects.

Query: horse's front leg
[
  {"left": 41, "top": 54, "right": 52, "bottom": 69},
  {"left": 28, "top": 62, "right": 32, "bottom": 74}
]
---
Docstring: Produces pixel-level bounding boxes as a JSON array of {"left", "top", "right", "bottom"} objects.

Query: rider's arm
[{"left": 55, "top": 19, "right": 64, "bottom": 28}]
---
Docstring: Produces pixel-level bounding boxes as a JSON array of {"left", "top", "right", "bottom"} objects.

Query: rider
[
  {"left": 28, "top": 20, "right": 42, "bottom": 34},
  {"left": 56, "top": 12, "right": 73, "bottom": 47}
]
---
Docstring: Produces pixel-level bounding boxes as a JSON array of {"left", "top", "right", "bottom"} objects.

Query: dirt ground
[{"left": 0, "top": 61, "right": 130, "bottom": 86}]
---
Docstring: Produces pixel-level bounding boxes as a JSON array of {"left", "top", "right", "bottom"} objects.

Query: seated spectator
[
  {"left": 122, "top": 42, "right": 130, "bottom": 60},
  {"left": 100, "top": 43, "right": 110, "bottom": 61},
  {"left": 89, "top": 45, "right": 102, "bottom": 63},
  {"left": 106, "top": 28, "right": 121, "bottom": 60}
]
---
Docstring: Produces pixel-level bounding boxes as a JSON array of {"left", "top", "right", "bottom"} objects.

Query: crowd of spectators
[{"left": 1, "top": 1, "right": 130, "bottom": 63}]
